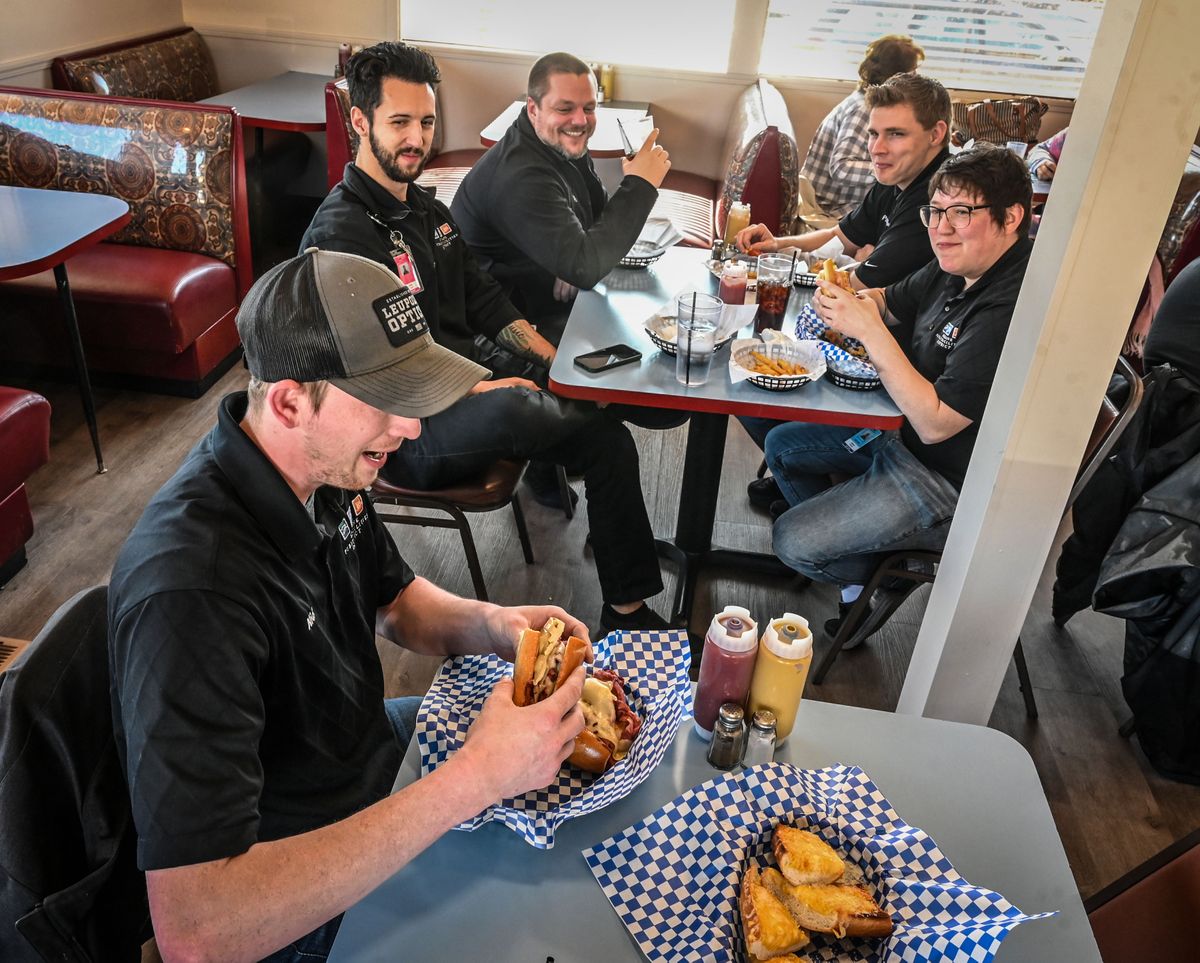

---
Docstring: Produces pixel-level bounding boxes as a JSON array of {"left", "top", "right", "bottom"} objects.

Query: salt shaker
[
  {"left": 706, "top": 703, "right": 745, "bottom": 770},
  {"left": 743, "top": 709, "right": 778, "bottom": 767}
]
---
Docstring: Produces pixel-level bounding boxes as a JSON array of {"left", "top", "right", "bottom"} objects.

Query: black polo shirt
[
  {"left": 109, "top": 391, "right": 415, "bottom": 871},
  {"left": 840, "top": 147, "right": 949, "bottom": 288},
  {"left": 884, "top": 236, "right": 1033, "bottom": 489}
]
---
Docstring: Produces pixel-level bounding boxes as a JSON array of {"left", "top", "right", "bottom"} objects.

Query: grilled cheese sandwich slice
[
  {"left": 773, "top": 825, "right": 846, "bottom": 885},
  {"left": 764, "top": 873, "right": 893, "bottom": 940},
  {"left": 741, "top": 866, "right": 811, "bottom": 961}
]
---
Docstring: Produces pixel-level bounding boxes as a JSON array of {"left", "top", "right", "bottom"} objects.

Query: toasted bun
[
  {"left": 512, "top": 628, "right": 542, "bottom": 707},
  {"left": 567, "top": 727, "right": 614, "bottom": 774},
  {"left": 559, "top": 634, "right": 587, "bottom": 685},
  {"left": 773, "top": 825, "right": 846, "bottom": 886},
  {"left": 741, "top": 866, "right": 810, "bottom": 961}
]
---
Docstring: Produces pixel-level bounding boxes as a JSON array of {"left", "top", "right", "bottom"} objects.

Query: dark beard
[{"left": 369, "top": 128, "right": 428, "bottom": 183}]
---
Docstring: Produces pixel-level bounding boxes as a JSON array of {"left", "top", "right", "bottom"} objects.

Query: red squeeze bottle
[{"left": 693, "top": 606, "right": 759, "bottom": 741}]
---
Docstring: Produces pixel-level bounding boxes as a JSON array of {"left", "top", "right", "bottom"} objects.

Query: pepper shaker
[
  {"left": 706, "top": 703, "right": 745, "bottom": 770},
  {"left": 742, "top": 709, "right": 778, "bottom": 767}
]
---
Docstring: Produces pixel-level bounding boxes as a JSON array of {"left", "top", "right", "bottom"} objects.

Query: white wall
[{"left": 0, "top": 0, "right": 184, "bottom": 87}]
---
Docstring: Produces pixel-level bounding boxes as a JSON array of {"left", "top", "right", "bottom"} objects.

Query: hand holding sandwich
[
  {"left": 813, "top": 278, "right": 887, "bottom": 350},
  {"left": 484, "top": 604, "right": 591, "bottom": 663},
  {"left": 458, "top": 666, "right": 587, "bottom": 801}
]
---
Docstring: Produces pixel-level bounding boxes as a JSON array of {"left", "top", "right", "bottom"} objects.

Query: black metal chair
[
  {"left": 370, "top": 459, "right": 536, "bottom": 602},
  {"left": 811, "top": 356, "right": 1147, "bottom": 720},
  {"left": 1, "top": 585, "right": 149, "bottom": 962}
]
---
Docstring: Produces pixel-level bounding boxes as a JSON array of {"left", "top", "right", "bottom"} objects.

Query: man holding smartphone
[
  {"left": 451, "top": 51, "right": 671, "bottom": 342},
  {"left": 302, "top": 42, "right": 669, "bottom": 633}
]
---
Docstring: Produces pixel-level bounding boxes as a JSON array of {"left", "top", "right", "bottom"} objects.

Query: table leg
[
  {"left": 53, "top": 263, "right": 106, "bottom": 474},
  {"left": 666, "top": 412, "right": 729, "bottom": 625}
]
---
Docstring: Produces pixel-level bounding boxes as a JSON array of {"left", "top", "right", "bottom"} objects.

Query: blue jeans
[
  {"left": 258, "top": 696, "right": 423, "bottom": 962},
  {"left": 764, "top": 423, "right": 960, "bottom": 585}
]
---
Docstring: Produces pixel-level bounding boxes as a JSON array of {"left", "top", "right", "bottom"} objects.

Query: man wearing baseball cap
[{"left": 108, "top": 250, "right": 590, "bottom": 961}]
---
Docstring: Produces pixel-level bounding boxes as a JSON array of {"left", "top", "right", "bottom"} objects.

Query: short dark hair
[
  {"left": 864, "top": 72, "right": 951, "bottom": 136},
  {"left": 346, "top": 41, "right": 441, "bottom": 121},
  {"left": 858, "top": 35, "right": 925, "bottom": 90},
  {"left": 527, "top": 52, "right": 593, "bottom": 104},
  {"left": 929, "top": 144, "right": 1033, "bottom": 235}
]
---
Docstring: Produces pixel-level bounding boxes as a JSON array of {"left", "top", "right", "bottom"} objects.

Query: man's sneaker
[
  {"left": 769, "top": 499, "right": 789, "bottom": 520},
  {"left": 824, "top": 588, "right": 910, "bottom": 651},
  {"left": 599, "top": 603, "right": 671, "bottom": 634},
  {"left": 747, "top": 476, "right": 783, "bottom": 511},
  {"left": 525, "top": 478, "right": 579, "bottom": 512},
  {"left": 823, "top": 601, "right": 855, "bottom": 642}
]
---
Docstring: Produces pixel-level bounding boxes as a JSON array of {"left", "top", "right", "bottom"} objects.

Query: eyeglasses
[{"left": 919, "top": 204, "right": 994, "bottom": 229}]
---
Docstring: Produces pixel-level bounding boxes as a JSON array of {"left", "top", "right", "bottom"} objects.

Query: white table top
[
  {"left": 548, "top": 246, "right": 903, "bottom": 428},
  {"left": 0, "top": 185, "right": 130, "bottom": 280},
  {"left": 328, "top": 699, "right": 1099, "bottom": 962},
  {"left": 481, "top": 99, "right": 652, "bottom": 158},
  {"left": 199, "top": 70, "right": 328, "bottom": 131}
]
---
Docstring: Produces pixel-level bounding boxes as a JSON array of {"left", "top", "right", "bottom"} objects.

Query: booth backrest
[
  {"left": 714, "top": 79, "right": 800, "bottom": 239},
  {"left": 0, "top": 86, "right": 251, "bottom": 296},
  {"left": 51, "top": 28, "right": 218, "bottom": 102}
]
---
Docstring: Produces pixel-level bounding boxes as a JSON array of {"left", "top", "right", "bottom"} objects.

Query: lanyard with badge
[{"left": 366, "top": 209, "right": 424, "bottom": 295}]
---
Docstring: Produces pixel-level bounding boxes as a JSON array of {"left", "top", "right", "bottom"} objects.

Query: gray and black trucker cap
[{"left": 236, "top": 249, "right": 487, "bottom": 419}]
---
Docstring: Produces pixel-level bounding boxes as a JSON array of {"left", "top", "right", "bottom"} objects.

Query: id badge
[
  {"left": 392, "top": 250, "right": 424, "bottom": 295},
  {"left": 843, "top": 427, "right": 882, "bottom": 452}
]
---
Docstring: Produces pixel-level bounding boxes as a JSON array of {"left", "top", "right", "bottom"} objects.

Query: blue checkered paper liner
[
  {"left": 415, "top": 629, "right": 691, "bottom": 849},
  {"left": 583, "top": 763, "right": 1056, "bottom": 963},
  {"left": 794, "top": 303, "right": 880, "bottom": 381}
]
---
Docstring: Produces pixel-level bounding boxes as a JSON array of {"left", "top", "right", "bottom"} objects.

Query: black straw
[{"left": 686, "top": 293, "right": 696, "bottom": 383}]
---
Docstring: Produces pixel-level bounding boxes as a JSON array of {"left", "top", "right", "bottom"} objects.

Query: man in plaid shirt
[{"left": 802, "top": 35, "right": 925, "bottom": 218}]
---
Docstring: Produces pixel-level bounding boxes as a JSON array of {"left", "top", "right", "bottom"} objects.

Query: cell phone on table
[{"left": 574, "top": 343, "right": 643, "bottom": 373}]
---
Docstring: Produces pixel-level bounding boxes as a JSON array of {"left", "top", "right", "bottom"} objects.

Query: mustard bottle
[{"left": 747, "top": 613, "right": 812, "bottom": 746}]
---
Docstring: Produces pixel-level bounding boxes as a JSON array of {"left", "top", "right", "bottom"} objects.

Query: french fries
[{"left": 748, "top": 350, "right": 807, "bottom": 377}]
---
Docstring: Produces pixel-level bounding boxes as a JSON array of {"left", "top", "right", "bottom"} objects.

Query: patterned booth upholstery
[
  {"left": 324, "top": 78, "right": 486, "bottom": 206},
  {"left": 651, "top": 79, "right": 800, "bottom": 248},
  {"left": 0, "top": 87, "right": 251, "bottom": 396},
  {"left": 51, "top": 28, "right": 218, "bottom": 102}
]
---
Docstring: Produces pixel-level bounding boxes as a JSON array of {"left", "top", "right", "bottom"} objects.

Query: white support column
[{"left": 898, "top": 0, "right": 1200, "bottom": 723}]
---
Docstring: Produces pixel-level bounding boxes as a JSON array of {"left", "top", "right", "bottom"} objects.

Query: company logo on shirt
[
  {"left": 935, "top": 320, "right": 961, "bottom": 350},
  {"left": 433, "top": 221, "right": 458, "bottom": 250},
  {"left": 339, "top": 496, "right": 370, "bottom": 554},
  {"left": 372, "top": 289, "right": 428, "bottom": 348},
  {"left": 306, "top": 609, "right": 317, "bottom": 630},
  {"left": 338, "top": 519, "right": 351, "bottom": 540},
  {"left": 352, "top": 494, "right": 364, "bottom": 516},
  {"left": 881, "top": 213, "right": 892, "bottom": 228}
]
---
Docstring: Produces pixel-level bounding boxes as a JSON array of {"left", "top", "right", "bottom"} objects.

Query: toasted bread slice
[
  {"left": 773, "top": 825, "right": 846, "bottom": 886},
  {"left": 764, "top": 873, "right": 893, "bottom": 940},
  {"left": 741, "top": 866, "right": 811, "bottom": 960}
]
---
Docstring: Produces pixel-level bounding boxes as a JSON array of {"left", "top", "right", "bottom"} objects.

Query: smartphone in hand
[{"left": 573, "top": 344, "right": 642, "bottom": 373}]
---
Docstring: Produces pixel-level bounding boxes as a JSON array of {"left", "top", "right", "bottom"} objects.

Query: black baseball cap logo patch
[{"left": 373, "top": 289, "right": 429, "bottom": 348}]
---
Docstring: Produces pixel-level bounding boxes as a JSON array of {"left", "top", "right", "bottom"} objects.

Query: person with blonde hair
[{"left": 800, "top": 34, "right": 926, "bottom": 218}]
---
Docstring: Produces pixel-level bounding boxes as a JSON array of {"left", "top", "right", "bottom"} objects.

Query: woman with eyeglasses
[{"left": 761, "top": 145, "right": 1034, "bottom": 643}]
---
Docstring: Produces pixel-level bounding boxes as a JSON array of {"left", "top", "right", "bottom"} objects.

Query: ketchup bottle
[{"left": 693, "top": 605, "right": 759, "bottom": 741}]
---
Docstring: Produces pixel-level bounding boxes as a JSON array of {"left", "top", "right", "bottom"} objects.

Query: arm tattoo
[{"left": 497, "top": 320, "right": 554, "bottom": 365}]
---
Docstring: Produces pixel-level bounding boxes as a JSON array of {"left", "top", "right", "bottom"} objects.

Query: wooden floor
[{"left": 3, "top": 369, "right": 1198, "bottom": 903}]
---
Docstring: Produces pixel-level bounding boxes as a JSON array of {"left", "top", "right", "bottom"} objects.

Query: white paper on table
[
  {"left": 645, "top": 300, "right": 755, "bottom": 345},
  {"left": 594, "top": 110, "right": 655, "bottom": 153},
  {"left": 636, "top": 216, "right": 683, "bottom": 250}
]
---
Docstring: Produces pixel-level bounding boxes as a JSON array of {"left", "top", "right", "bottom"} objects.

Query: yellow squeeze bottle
[{"left": 747, "top": 613, "right": 813, "bottom": 746}]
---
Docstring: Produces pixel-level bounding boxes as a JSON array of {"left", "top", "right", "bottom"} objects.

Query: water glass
[{"left": 675, "top": 292, "right": 721, "bottom": 386}]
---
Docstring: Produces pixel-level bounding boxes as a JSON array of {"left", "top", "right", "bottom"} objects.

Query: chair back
[
  {"left": 325, "top": 78, "right": 357, "bottom": 191},
  {"left": 1066, "top": 355, "right": 1145, "bottom": 508},
  {"left": 1085, "top": 825, "right": 1200, "bottom": 962},
  {"left": 0, "top": 585, "right": 147, "bottom": 962}
]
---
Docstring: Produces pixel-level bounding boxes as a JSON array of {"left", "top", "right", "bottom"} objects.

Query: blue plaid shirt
[{"left": 800, "top": 89, "right": 876, "bottom": 218}]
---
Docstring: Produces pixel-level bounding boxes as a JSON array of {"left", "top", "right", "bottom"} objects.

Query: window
[
  {"left": 759, "top": 0, "right": 1106, "bottom": 98},
  {"left": 401, "top": 1, "right": 737, "bottom": 75}
]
